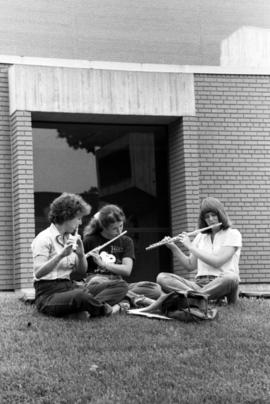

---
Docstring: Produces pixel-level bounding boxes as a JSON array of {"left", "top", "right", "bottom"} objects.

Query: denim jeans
[
  {"left": 128, "top": 281, "right": 162, "bottom": 299},
  {"left": 156, "top": 272, "right": 239, "bottom": 304},
  {"left": 85, "top": 275, "right": 162, "bottom": 306},
  {"left": 34, "top": 279, "right": 108, "bottom": 317},
  {"left": 85, "top": 275, "right": 128, "bottom": 306}
]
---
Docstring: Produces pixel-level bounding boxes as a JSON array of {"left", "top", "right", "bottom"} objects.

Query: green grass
[{"left": 1, "top": 293, "right": 270, "bottom": 404}]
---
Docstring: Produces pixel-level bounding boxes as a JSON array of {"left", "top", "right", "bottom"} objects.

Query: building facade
[{"left": 1, "top": 54, "right": 270, "bottom": 291}]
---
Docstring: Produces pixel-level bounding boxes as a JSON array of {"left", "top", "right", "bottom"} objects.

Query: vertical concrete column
[
  {"left": 0, "top": 65, "right": 14, "bottom": 290},
  {"left": 10, "top": 111, "right": 35, "bottom": 290},
  {"left": 168, "top": 117, "right": 200, "bottom": 278}
]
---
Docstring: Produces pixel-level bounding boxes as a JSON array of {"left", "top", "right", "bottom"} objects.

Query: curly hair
[
  {"left": 198, "top": 197, "right": 231, "bottom": 233},
  {"left": 84, "top": 204, "right": 125, "bottom": 236},
  {"left": 48, "top": 193, "right": 91, "bottom": 224}
]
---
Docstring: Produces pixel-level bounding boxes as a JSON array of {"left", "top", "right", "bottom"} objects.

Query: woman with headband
[
  {"left": 83, "top": 204, "right": 162, "bottom": 312},
  {"left": 156, "top": 197, "right": 242, "bottom": 304}
]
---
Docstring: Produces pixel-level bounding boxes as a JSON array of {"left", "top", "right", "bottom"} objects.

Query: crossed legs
[{"left": 156, "top": 272, "right": 239, "bottom": 304}]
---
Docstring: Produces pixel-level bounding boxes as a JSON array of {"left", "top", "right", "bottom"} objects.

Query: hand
[
  {"left": 89, "top": 251, "right": 107, "bottom": 269},
  {"left": 60, "top": 243, "right": 74, "bottom": 258},
  {"left": 178, "top": 232, "right": 192, "bottom": 249},
  {"left": 75, "top": 236, "right": 84, "bottom": 256},
  {"left": 162, "top": 236, "right": 176, "bottom": 250}
]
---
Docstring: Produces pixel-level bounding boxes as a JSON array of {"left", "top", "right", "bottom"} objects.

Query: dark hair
[
  {"left": 48, "top": 193, "right": 91, "bottom": 224},
  {"left": 84, "top": 204, "right": 125, "bottom": 236},
  {"left": 198, "top": 197, "right": 231, "bottom": 232}
]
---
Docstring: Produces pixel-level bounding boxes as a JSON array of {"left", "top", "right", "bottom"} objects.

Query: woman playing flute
[
  {"left": 83, "top": 204, "right": 162, "bottom": 312},
  {"left": 31, "top": 193, "right": 113, "bottom": 319},
  {"left": 156, "top": 197, "right": 242, "bottom": 304}
]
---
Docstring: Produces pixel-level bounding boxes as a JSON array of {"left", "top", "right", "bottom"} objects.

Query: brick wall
[
  {"left": 168, "top": 117, "right": 200, "bottom": 278},
  {"left": 0, "top": 64, "right": 14, "bottom": 289},
  {"left": 10, "top": 111, "right": 35, "bottom": 289},
  {"left": 194, "top": 74, "right": 270, "bottom": 283}
]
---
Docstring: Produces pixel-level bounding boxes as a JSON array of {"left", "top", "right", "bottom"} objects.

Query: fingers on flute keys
[
  {"left": 162, "top": 236, "right": 176, "bottom": 248},
  {"left": 178, "top": 232, "right": 190, "bottom": 245},
  {"left": 89, "top": 250, "right": 99, "bottom": 258}
]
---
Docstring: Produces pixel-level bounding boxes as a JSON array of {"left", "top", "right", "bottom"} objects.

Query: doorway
[{"left": 32, "top": 121, "right": 172, "bottom": 281}]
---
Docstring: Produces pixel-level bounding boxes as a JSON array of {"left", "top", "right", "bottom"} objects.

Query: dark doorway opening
[{"left": 32, "top": 120, "right": 172, "bottom": 281}]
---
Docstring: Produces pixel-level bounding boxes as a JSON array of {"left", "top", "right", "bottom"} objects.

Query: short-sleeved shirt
[
  {"left": 83, "top": 233, "right": 135, "bottom": 276},
  {"left": 31, "top": 223, "right": 78, "bottom": 281},
  {"left": 192, "top": 228, "right": 242, "bottom": 279}
]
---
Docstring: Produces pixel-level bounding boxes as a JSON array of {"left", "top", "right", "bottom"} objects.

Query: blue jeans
[{"left": 156, "top": 272, "right": 239, "bottom": 304}]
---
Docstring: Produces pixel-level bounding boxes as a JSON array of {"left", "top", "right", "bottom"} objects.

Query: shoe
[
  {"left": 103, "top": 303, "right": 113, "bottom": 316},
  {"left": 111, "top": 304, "right": 121, "bottom": 314},
  {"left": 111, "top": 301, "right": 130, "bottom": 315},
  {"left": 118, "top": 301, "right": 130, "bottom": 313},
  {"left": 134, "top": 296, "right": 155, "bottom": 308}
]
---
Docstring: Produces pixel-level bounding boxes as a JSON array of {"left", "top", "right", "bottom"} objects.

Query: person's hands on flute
[
  {"left": 74, "top": 235, "right": 85, "bottom": 257},
  {"left": 162, "top": 236, "right": 179, "bottom": 250},
  {"left": 61, "top": 242, "right": 75, "bottom": 257},
  {"left": 178, "top": 232, "right": 193, "bottom": 250},
  {"left": 162, "top": 233, "right": 192, "bottom": 251},
  {"left": 89, "top": 250, "right": 104, "bottom": 266}
]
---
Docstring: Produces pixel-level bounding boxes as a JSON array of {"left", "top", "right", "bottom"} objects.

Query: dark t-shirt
[{"left": 83, "top": 233, "right": 135, "bottom": 275}]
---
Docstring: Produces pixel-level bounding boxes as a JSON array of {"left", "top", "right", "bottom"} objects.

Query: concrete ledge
[
  {"left": 8, "top": 64, "right": 195, "bottom": 116},
  {"left": 239, "top": 283, "right": 270, "bottom": 298},
  {"left": 1, "top": 54, "right": 270, "bottom": 75},
  {"left": 240, "top": 283, "right": 270, "bottom": 293}
]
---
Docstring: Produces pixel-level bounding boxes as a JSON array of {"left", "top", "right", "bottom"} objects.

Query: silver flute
[
  {"left": 145, "top": 223, "right": 222, "bottom": 251},
  {"left": 85, "top": 230, "right": 127, "bottom": 258}
]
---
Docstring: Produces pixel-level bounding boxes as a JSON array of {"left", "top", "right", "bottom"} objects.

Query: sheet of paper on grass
[{"left": 127, "top": 309, "right": 172, "bottom": 320}]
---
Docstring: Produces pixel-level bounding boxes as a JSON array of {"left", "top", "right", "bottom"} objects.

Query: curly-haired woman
[{"left": 31, "top": 193, "right": 112, "bottom": 318}]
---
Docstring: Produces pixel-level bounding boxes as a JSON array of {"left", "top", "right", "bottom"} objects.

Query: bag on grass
[{"left": 159, "top": 290, "right": 218, "bottom": 322}]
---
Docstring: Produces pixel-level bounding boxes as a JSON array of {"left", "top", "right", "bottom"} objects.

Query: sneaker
[
  {"left": 118, "top": 301, "right": 130, "bottom": 313},
  {"left": 134, "top": 296, "right": 155, "bottom": 308},
  {"left": 111, "top": 304, "right": 121, "bottom": 315},
  {"left": 103, "top": 303, "right": 113, "bottom": 316},
  {"left": 110, "top": 302, "right": 131, "bottom": 315}
]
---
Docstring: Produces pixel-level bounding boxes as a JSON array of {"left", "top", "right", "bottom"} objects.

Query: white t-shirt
[{"left": 192, "top": 228, "right": 242, "bottom": 279}]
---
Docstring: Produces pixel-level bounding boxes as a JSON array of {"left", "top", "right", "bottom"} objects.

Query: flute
[
  {"left": 85, "top": 230, "right": 127, "bottom": 258},
  {"left": 145, "top": 223, "right": 222, "bottom": 251},
  {"left": 69, "top": 228, "right": 79, "bottom": 251}
]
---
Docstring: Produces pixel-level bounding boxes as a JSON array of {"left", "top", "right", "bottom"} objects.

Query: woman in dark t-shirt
[
  {"left": 84, "top": 233, "right": 135, "bottom": 278},
  {"left": 83, "top": 204, "right": 162, "bottom": 311}
]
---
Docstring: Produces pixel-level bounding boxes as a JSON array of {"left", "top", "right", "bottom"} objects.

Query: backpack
[{"left": 159, "top": 290, "right": 218, "bottom": 322}]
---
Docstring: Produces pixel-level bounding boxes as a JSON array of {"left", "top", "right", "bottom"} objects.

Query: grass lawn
[{"left": 1, "top": 293, "right": 270, "bottom": 404}]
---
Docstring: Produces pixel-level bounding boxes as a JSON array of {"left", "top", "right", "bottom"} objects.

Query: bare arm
[
  {"left": 178, "top": 233, "right": 237, "bottom": 268},
  {"left": 105, "top": 256, "right": 133, "bottom": 277},
  {"left": 34, "top": 243, "right": 74, "bottom": 279},
  {"left": 90, "top": 252, "right": 133, "bottom": 277},
  {"left": 165, "top": 240, "right": 197, "bottom": 272}
]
